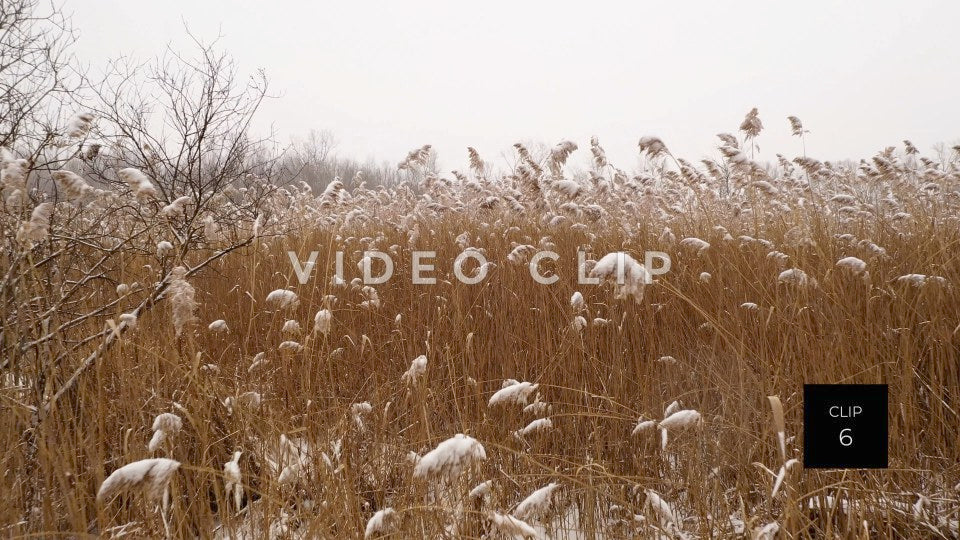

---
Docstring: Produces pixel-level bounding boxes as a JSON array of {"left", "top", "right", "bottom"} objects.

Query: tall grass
[{"left": 2, "top": 126, "right": 960, "bottom": 538}]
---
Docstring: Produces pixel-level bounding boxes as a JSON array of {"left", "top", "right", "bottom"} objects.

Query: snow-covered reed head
[
  {"left": 313, "top": 309, "right": 332, "bottom": 335},
  {"left": 16, "top": 202, "right": 54, "bottom": 243},
  {"left": 167, "top": 266, "right": 197, "bottom": 337},
  {"left": 777, "top": 268, "right": 815, "bottom": 288},
  {"left": 402, "top": 354, "right": 427, "bottom": 385},
  {"left": 488, "top": 511, "right": 540, "bottom": 539},
  {"left": 413, "top": 434, "right": 486, "bottom": 480},
  {"left": 281, "top": 319, "right": 301, "bottom": 335},
  {"left": 97, "top": 458, "right": 181, "bottom": 503},
  {"left": 117, "top": 167, "right": 158, "bottom": 199},
  {"left": 364, "top": 507, "right": 396, "bottom": 538},
  {"left": 148, "top": 412, "right": 183, "bottom": 452},
  {"left": 514, "top": 482, "right": 560, "bottom": 520},
  {"left": 156, "top": 240, "right": 174, "bottom": 258},
  {"left": 1, "top": 152, "right": 29, "bottom": 189},
  {"left": 590, "top": 252, "right": 650, "bottom": 303},
  {"left": 787, "top": 115, "right": 805, "bottom": 137},
  {"left": 658, "top": 408, "right": 703, "bottom": 450},
  {"left": 836, "top": 256, "right": 867, "bottom": 275},
  {"left": 208, "top": 319, "right": 229, "bottom": 333},
  {"left": 223, "top": 450, "right": 243, "bottom": 512},
  {"left": 570, "top": 291, "right": 586, "bottom": 313},
  {"left": 65, "top": 112, "right": 95, "bottom": 138},
  {"left": 489, "top": 381, "right": 539, "bottom": 408},
  {"left": 266, "top": 289, "right": 299, "bottom": 310},
  {"left": 638, "top": 136, "right": 670, "bottom": 158},
  {"left": 740, "top": 107, "right": 763, "bottom": 138},
  {"left": 52, "top": 170, "right": 93, "bottom": 200}
]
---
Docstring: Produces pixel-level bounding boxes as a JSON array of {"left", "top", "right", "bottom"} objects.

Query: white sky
[{"left": 69, "top": 0, "right": 960, "bottom": 170}]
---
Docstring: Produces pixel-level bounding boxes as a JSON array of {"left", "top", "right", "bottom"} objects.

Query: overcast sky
[{"left": 69, "top": 0, "right": 960, "bottom": 170}]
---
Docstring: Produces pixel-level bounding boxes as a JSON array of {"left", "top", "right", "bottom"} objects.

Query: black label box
[{"left": 803, "top": 384, "right": 888, "bottom": 469}]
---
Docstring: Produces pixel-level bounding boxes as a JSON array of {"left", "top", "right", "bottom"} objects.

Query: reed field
[
  {"left": 2, "top": 2, "right": 960, "bottom": 537},
  {"left": 3, "top": 116, "right": 960, "bottom": 539}
]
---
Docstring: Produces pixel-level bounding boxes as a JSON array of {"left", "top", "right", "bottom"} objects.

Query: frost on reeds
[
  {"left": 364, "top": 507, "right": 396, "bottom": 538},
  {"left": 314, "top": 309, "right": 332, "bottom": 335},
  {"left": 549, "top": 140, "right": 578, "bottom": 174},
  {"left": 488, "top": 511, "right": 540, "bottom": 539},
  {"left": 97, "top": 458, "right": 181, "bottom": 503},
  {"left": 16, "top": 202, "right": 53, "bottom": 243},
  {"left": 398, "top": 144, "right": 431, "bottom": 170},
  {"left": 590, "top": 252, "right": 650, "bottom": 303},
  {"left": 514, "top": 483, "right": 560, "bottom": 520},
  {"left": 223, "top": 450, "right": 243, "bottom": 512},
  {"left": 489, "top": 381, "right": 539, "bottom": 408},
  {"left": 167, "top": 266, "right": 197, "bottom": 337},
  {"left": 659, "top": 409, "right": 702, "bottom": 430},
  {"left": 554, "top": 178, "right": 582, "bottom": 198},
  {"left": 412, "top": 434, "right": 486, "bottom": 479},
  {"left": 401, "top": 354, "right": 427, "bottom": 385},
  {"left": 266, "top": 289, "right": 299, "bottom": 310},
  {"left": 263, "top": 434, "right": 311, "bottom": 488},
  {"left": 664, "top": 400, "right": 680, "bottom": 417},
  {"left": 148, "top": 412, "right": 182, "bottom": 452}
]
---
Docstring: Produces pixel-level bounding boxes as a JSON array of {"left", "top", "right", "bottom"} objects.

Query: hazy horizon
[{"left": 70, "top": 0, "right": 960, "bottom": 169}]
